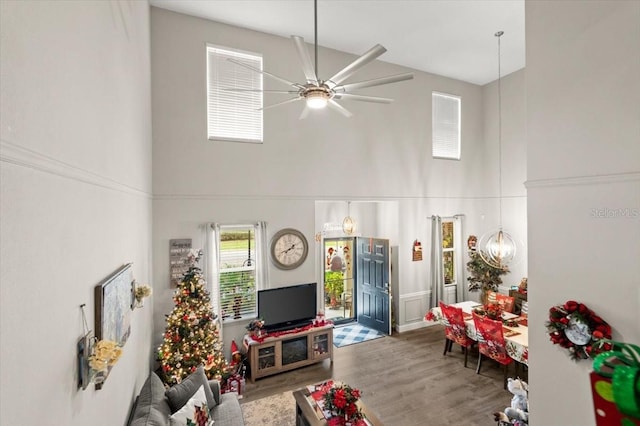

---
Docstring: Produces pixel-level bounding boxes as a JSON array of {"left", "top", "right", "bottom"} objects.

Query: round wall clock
[{"left": 270, "top": 228, "right": 308, "bottom": 270}]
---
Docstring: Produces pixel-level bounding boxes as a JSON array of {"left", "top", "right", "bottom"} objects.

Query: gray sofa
[{"left": 128, "top": 367, "right": 244, "bottom": 426}]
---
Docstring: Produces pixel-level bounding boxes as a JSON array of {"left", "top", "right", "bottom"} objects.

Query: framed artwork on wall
[{"left": 95, "top": 263, "right": 133, "bottom": 346}]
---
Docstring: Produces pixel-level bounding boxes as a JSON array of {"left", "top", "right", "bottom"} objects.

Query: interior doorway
[
  {"left": 323, "top": 237, "right": 392, "bottom": 336},
  {"left": 323, "top": 238, "right": 355, "bottom": 325},
  {"left": 315, "top": 200, "right": 398, "bottom": 333}
]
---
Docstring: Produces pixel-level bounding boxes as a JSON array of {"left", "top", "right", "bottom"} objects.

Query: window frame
[
  {"left": 214, "top": 224, "right": 263, "bottom": 323},
  {"left": 441, "top": 216, "right": 463, "bottom": 291},
  {"left": 206, "top": 44, "right": 264, "bottom": 144},
  {"left": 432, "top": 91, "right": 461, "bottom": 160}
]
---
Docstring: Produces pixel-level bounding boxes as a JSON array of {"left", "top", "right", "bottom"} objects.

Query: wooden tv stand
[{"left": 244, "top": 324, "right": 333, "bottom": 382}]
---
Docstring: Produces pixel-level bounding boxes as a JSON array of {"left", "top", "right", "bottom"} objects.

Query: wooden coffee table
[{"left": 293, "top": 384, "right": 383, "bottom": 426}]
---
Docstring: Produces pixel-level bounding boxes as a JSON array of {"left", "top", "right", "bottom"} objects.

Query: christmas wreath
[{"left": 546, "top": 300, "right": 612, "bottom": 360}]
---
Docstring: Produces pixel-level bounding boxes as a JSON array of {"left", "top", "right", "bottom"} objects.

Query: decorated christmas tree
[{"left": 158, "top": 249, "right": 228, "bottom": 385}]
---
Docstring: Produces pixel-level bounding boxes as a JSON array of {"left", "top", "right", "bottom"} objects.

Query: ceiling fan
[{"left": 227, "top": 0, "right": 414, "bottom": 118}]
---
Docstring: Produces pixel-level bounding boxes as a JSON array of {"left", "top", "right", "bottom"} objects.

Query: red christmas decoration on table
[{"left": 322, "top": 382, "right": 365, "bottom": 425}]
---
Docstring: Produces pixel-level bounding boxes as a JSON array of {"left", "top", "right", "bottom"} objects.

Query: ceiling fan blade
[
  {"left": 327, "top": 99, "right": 353, "bottom": 118},
  {"left": 291, "top": 36, "right": 318, "bottom": 84},
  {"left": 227, "top": 58, "right": 304, "bottom": 89},
  {"left": 333, "top": 93, "right": 393, "bottom": 104},
  {"left": 261, "top": 97, "right": 302, "bottom": 111},
  {"left": 326, "top": 44, "right": 387, "bottom": 87},
  {"left": 333, "top": 72, "right": 414, "bottom": 93},
  {"left": 222, "top": 89, "right": 299, "bottom": 94},
  {"left": 299, "top": 106, "right": 310, "bottom": 120}
]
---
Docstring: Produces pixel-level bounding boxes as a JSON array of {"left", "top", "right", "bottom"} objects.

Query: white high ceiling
[{"left": 149, "top": 0, "right": 525, "bottom": 86}]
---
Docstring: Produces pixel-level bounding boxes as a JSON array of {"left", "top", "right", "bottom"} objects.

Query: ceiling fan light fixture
[
  {"left": 305, "top": 90, "right": 330, "bottom": 109},
  {"left": 226, "top": 0, "right": 413, "bottom": 117}
]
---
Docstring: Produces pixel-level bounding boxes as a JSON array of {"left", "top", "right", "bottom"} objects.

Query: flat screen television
[{"left": 257, "top": 283, "right": 317, "bottom": 332}]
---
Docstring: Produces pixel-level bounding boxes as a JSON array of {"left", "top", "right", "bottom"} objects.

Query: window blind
[
  {"left": 218, "top": 226, "right": 258, "bottom": 321},
  {"left": 432, "top": 92, "right": 461, "bottom": 159},
  {"left": 207, "top": 45, "right": 263, "bottom": 143}
]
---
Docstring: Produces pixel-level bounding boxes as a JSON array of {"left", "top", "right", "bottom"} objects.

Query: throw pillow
[
  {"left": 165, "top": 365, "right": 216, "bottom": 412},
  {"left": 129, "top": 372, "right": 172, "bottom": 426},
  {"left": 169, "top": 385, "right": 213, "bottom": 426}
]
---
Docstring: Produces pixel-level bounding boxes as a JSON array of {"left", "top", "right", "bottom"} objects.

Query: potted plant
[
  {"left": 324, "top": 271, "right": 344, "bottom": 308},
  {"left": 466, "top": 250, "right": 509, "bottom": 304}
]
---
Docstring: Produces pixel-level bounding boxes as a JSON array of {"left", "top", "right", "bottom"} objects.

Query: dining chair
[
  {"left": 495, "top": 293, "right": 516, "bottom": 313},
  {"left": 439, "top": 301, "right": 475, "bottom": 367},
  {"left": 520, "top": 301, "right": 528, "bottom": 315},
  {"left": 472, "top": 311, "right": 514, "bottom": 389}
]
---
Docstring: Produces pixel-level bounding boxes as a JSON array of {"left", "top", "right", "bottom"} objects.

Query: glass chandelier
[
  {"left": 342, "top": 201, "right": 355, "bottom": 235},
  {"left": 478, "top": 31, "right": 521, "bottom": 269}
]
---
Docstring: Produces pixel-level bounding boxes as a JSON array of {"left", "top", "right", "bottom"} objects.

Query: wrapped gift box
[{"left": 590, "top": 371, "right": 640, "bottom": 425}]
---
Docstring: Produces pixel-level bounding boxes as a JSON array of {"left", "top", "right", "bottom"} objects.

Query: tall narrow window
[
  {"left": 442, "top": 220, "right": 456, "bottom": 285},
  {"left": 432, "top": 92, "right": 461, "bottom": 159},
  {"left": 211, "top": 223, "right": 267, "bottom": 322},
  {"left": 206, "top": 45, "right": 263, "bottom": 143},
  {"left": 441, "top": 216, "right": 464, "bottom": 304}
]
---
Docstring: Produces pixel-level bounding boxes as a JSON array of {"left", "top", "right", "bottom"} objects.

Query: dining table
[{"left": 426, "top": 300, "right": 529, "bottom": 366}]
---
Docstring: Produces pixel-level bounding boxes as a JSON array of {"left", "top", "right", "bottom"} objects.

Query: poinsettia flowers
[{"left": 323, "top": 382, "right": 364, "bottom": 424}]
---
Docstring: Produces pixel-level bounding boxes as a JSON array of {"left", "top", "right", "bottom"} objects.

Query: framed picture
[
  {"left": 170, "top": 239, "right": 192, "bottom": 286},
  {"left": 95, "top": 263, "right": 133, "bottom": 346}
]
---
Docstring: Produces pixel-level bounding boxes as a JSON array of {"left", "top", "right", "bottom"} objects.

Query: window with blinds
[
  {"left": 218, "top": 225, "right": 258, "bottom": 321},
  {"left": 432, "top": 92, "right": 461, "bottom": 159},
  {"left": 206, "top": 45, "right": 263, "bottom": 143}
]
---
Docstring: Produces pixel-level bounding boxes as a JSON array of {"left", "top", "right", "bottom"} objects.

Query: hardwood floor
[{"left": 240, "top": 325, "right": 526, "bottom": 425}]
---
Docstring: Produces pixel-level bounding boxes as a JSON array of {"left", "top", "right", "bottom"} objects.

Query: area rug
[
  {"left": 240, "top": 391, "right": 295, "bottom": 425},
  {"left": 333, "top": 323, "right": 385, "bottom": 348}
]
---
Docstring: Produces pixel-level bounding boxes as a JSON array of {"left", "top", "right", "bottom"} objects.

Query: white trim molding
[
  {"left": 396, "top": 290, "right": 431, "bottom": 333},
  {"left": 1, "top": 139, "right": 151, "bottom": 198},
  {"left": 525, "top": 172, "right": 640, "bottom": 189}
]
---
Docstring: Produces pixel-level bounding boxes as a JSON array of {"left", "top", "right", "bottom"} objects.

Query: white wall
[
  {"left": 150, "top": 7, "right": 528, "bottom": 347},
  {"left": 0, "top": 2, "right": 153, "bottom": 425},
  {"left": 526, "top": 1, "right": 640, "bottom": 424}
]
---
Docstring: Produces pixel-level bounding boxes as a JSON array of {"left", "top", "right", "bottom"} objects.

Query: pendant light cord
[
  {"left": 314, "top": 0, "right": 318, "bottom": 78},
  {"left": 498, "top": 32, "right": 502, "bottom": 227}
]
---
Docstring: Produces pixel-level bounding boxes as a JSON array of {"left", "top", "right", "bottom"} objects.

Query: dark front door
[{"left": 355, "top": 237, "right": 391, "bottom": 335}]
